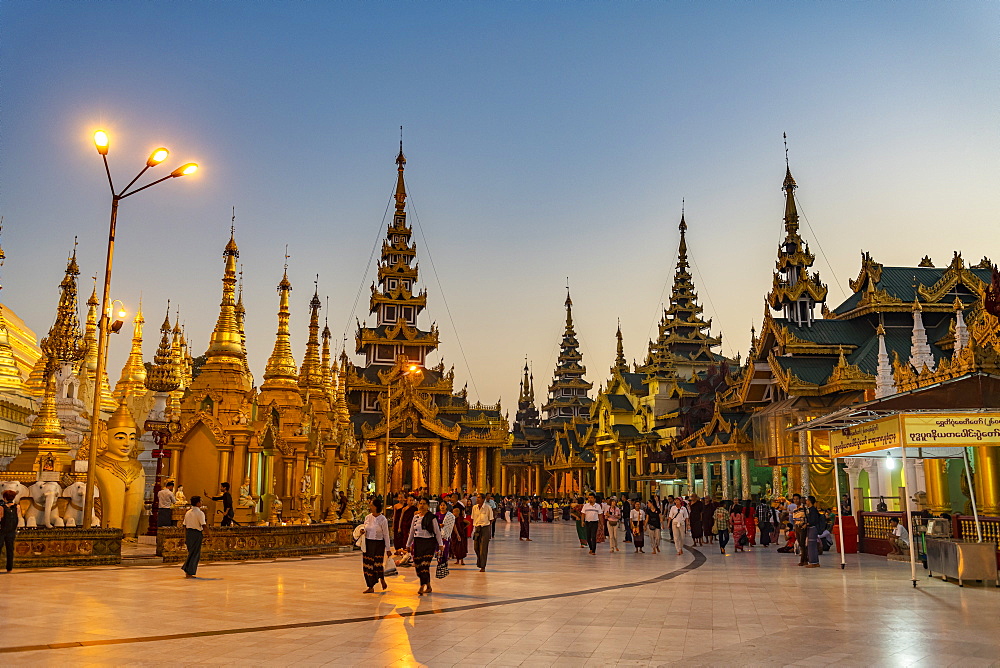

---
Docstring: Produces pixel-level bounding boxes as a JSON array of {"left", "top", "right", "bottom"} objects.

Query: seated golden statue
[{"left": 92, "top": 402, "right": 145, "bottom": 537}]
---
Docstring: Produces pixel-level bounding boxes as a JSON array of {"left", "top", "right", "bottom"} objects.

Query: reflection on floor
[{"left": 0, "top": 521, "right": 996, "bottom": 666}]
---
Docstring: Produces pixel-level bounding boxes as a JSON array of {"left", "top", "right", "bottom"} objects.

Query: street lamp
[
  {"left": 379, "top": 363, "right": 421, "bottom": 497},
  {"left": 83, "top": 129, "right": 199, "bottom": 529}
]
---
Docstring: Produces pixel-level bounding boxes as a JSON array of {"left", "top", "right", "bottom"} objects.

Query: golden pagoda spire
[
  {"left": 262, "top": 262, "right": 298, "bottom": 390},
  {"left": 11, "top": 244, "right": 87, "bottom": 468},
  {"left": 298, "top": 278, "right": 324, "bottom": 396},
  {"left": 113, "top": 298, "right": 147, "bottom": 400},
  {"left": 145, "top": 301, "right": 182, "bottom": 394},
  {"left": 321, "top": 303, "right": 333, "bottom": 399},
  {"left": 335, "top": 348, "right": 350, "bottom": 427},
  {"left": 80, "top": 281, "right": 116, "bottom": 411},
  {"left": 613, "top": 320, "right": 628, "bottom": 373},
  {"left": 235, "top": 262, "right": 251, "bottom": 381},
  {"left": 0, "top": 221, "right": 25, "bottom": 393},
  {"left": 395, "top": 134, "right": 407, "bottom": 213},
  {"left": 518, "top": 358, "right": 531, "bottom": 404},
  {"left": 166, "top": 307, "right": 185, "bottom": 419},
  {"left": 204, "top": 225, "right": 244, "bottom": 361}
]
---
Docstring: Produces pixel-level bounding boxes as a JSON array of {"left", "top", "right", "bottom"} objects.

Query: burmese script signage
[
  {"left": 902, "top": 413, "right": 1000, "bottom": 447},
  {"left": 831, "top": 416, "right": 901, "bottom": 457},
  {"left": 831, "top": 413, "right": 1000, "bottom": 457}
]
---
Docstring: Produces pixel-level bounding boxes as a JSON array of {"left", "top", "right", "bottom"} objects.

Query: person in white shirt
[
  {"left": 360, "top": 498, "right": 393, "bottom": 593},
  {"left": 582, "top": 493, "right": 602, "bottom": 554},
  {"left": 157, "top": 481, "right": 176, "bottom": 529},
  {"left": 667, "top": 496, "right": 690, "bottom": 556},
  {"left": 472, "top": 493, "right": 495, "bottom": 572},
  {"left": 406, "top": 498, "right": 445, "bottom": 595},
  {"left": 181, "top": 496, "right": 207, "bottom": 578},
  {"left": 889, "top": 517, "right": 909, "bottom": 555}
]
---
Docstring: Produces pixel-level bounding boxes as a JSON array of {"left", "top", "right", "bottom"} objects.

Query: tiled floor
[{"left": 0, "top": 521, "right": 997, "bottom": 667}]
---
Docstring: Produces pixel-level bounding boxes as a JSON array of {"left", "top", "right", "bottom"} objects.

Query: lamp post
[
  {"left": 83, "top": 130, "right": 198, "bottom": 529},
  {"left": 378, "top": 362, "right": 420, "bottom": 498}
]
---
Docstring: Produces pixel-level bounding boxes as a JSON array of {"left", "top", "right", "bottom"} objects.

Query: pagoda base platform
[
  {"left": 12, "top": 528, "right": 123, "bottom": 568},
  {"left": 156, "top": 522, "right": 357, "bottom": 563}
]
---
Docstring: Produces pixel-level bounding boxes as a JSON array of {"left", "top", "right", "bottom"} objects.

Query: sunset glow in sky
[{"left": 2, "top": 2, "right": 997, "bottom": 405}]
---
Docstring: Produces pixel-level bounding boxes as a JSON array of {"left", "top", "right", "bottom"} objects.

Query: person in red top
[{"left": 744, "top": 504, "right": 757, "bottom": 547}]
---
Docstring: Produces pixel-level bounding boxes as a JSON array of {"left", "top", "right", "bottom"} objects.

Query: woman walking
[
  {"left": 713, "top": 500, "right": 731, "bottom": 554},
  {"left": 450, "top": 504, "right": 469, "bottom": 565},
  {"left": 630, "top": 500, "right": 646, "bottom": 553},
  {"left": 645, "top": 499, "right": 662, "bottom": 554},
  {"left": 595, "top": 494, "right": 607, "bottom": 545},
  {"left": 439, "top": 501, "right": 455, "bottom": 562},
  {"left": 406, "top": 498, "right": 444, "bottom": 595},
  {"left": 0, "top": 489, "right": 22, "bottom": 573},
  {"left": 731, "top": 503, "right": 747, "bottom": 552},
  {"left": 572, "top": 497, "right": 587, "bottom": 548},
  {"left": 360, "top": 498, "right": 392, "bottom": 593},
  {"left": 517, "top": 497, "right": 532, "bottom": 541},
  {"left": 606, "top": 498, "right": 622, "bottom": 552},
  {"left": 744, "top": 504, "right": 758, "bottom": 547}
]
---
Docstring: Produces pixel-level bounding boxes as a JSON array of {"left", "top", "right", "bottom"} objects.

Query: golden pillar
[
  {"left": 619, "top": 448, "right": 629, "bottom": 493},
  {"left": 594, "top": 446, "right": 604, "bottom": 493},
  {"left": 973, "top": 446, "right": 1000, "bottom": 515},
  {"left": 610, "top": 447, "right": 620, "bottom": 492},
  {"left": 491, "top": 450, "right": 501, "bottom": 493},
  {"left": 501, "top": 464, "right": 509, "bottom": 496},
  {"left": 220, "top": 449, "right": 233, "bottom": 488},
  {"left": 535, "top": 462, "right": 544, "bottom": 495},
  {"left": 249, "top": 450, "right": 260, "bottom": 495},
  {"left": 922, "top": 459, "right": 950, "bottom": 514},
  {"left": 429, "top": 441, "right": 441, "bottom": 494},
  {"left": 441, "top": 445, "right": 451, "bottom": 493},
  {"left": 476, "top": 447, "right": 488, "bottom": 493},
  {"left": 412, "top": 456, "right": 423, "bottom": 490},
  {"left": 375, "top": 441, "right": 387, "bottom": 497}
]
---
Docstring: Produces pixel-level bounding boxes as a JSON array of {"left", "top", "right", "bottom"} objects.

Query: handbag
[
  {"left": 608, "top": 518, "right": 618, "bottom": 527},
  {"left": 383, "top": 554, "right": 398, "bottom": 577},
  {"left": 738, "top": 534, "right": 749, "bottom": 547},
  {"left": 436, "top": 557, "right": 450, "bottom": 579}
]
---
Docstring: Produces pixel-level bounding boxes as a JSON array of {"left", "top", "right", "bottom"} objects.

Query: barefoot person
[
  {"left": 406, "top": 498, "right": 444, "bottom": 595},
  {"left": 360, "top": 498, "right": 392, "bottom": 593},
  {"left": 181, "top": 496, "right": 207, "bottom": 578}
]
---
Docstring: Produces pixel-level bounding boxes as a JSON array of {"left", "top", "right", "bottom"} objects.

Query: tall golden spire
[
  {"left": 613, "top": 320, "right": 628, "bottom": 373},
  {"left": 167, "top": 308, "right": 185, "bottom": 419},
  {"left": 236, "top": 263, "right": 251, "bottom": 380},
  {"left": 204, "top": 226, "right": 244, "bottom": 361},
  {"left": 10, "top": 245, "right": 87, "bottom": 469},
  {"left": 395, "top": 137, "right": 407, "bottom": 213},
  {"left": 321, "top": 306, "right": 333, "bottom": 400},
  {"left": 262, "top": 264, "right": 298, "bottom": 390},
  {"left": 0, "top": 222, "right": 25, "bottom": 393},
  {"left": 298, "top": 279, "right": 324, "bottom": 396},
  {"left": 80, "top": 282, "right": 116, "bottom": 411},
  {"left": 113, "top": 299, "right": 147, "bottom": 400},
  {"left": 145, "top": 301, "right": 182, "bottom": 394}
]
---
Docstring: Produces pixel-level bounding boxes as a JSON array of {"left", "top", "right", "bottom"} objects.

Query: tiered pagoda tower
[
  {"left": 541, "top": 290, "right": 593, "bottom": 427},
  {"left": 765, "top": 167, "right": 828, "bottom": 326},
  {"left": 640, "top": 212, "right": 723, "bottom": 380},
  {"left": 346, "top": 145, "right": 508, "bottom": 496}
]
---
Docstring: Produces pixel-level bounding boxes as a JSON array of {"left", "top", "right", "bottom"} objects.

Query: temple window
[
  {"left": 200, "top": 396, "right": 214, "bottom": 413},
  {"left": 383, "top": 305, "right": 397, "bottom": 322}
]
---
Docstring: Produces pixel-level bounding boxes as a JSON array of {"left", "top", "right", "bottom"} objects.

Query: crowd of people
[{"left": 354, "top": 489, "right": 845, "bottom": 592}]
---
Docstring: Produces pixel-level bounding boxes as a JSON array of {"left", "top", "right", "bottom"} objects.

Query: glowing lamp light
[
  {"left": 885, "top": 453, "right": 896, "bottom": 470},
  {"left": 146, "top": 147, "right": 169, "bottom": 167},
  {"left": 94, "top": 130, "right": 110, "bottom": 155},
  {"left": 170, "top": 163, "right": 199, "bottom": 177}
]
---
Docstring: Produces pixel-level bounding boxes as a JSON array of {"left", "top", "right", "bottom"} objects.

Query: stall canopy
[{"left": 792, "top": 372, "right": 999, "bottom": 586}]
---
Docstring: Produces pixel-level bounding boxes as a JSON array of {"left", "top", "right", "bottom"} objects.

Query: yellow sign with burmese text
[
  {"left": 830, "top": 416, "right": 901, "bottom": 457},
  {"left": 902, "top": 413, "right": 1000, "bottom": 447}
]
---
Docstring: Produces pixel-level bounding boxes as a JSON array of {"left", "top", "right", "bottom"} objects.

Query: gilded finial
[{"left": 783, "top": 132, "right": 789, "bottom": 168}]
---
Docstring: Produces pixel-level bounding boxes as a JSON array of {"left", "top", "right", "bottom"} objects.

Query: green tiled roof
[
  {"left": 773, "top": 357, "right": 837, "bottom": 385},
  {"left": 607, "top": 394, "right": 633, "bottom": 411}
]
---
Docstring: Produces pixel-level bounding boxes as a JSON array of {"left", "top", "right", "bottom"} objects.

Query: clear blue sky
[{"left": 2, "top": 1, "right": 997, "bottom": 407}]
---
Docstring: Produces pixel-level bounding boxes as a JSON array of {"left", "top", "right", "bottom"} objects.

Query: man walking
[
  {"left": 157, "top": 481, "right": 176, "bottom": 528},
  {"left": 799, "top": 495, "right": 821, "bottom": 567},
  {"left": 667, "top": 496, "right": 690, "bottom": 555},
  {"left": 582, "top": 493, "right": 601, "bottom": 554},
  {"left": 181, "top": 496, "right": 207, "bottom": 578},
  {"left": 472, "top": 493, "right": 495, "bottom": 572}
]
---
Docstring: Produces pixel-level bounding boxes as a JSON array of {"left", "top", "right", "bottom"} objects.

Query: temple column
[
  {"left": 974, "top": 446, "right": 1000, "bottom": 515},
  {"left": 501, "top": 464, "right": 509, "bottom": 496},
  {"left": 702, "top": 456, "right": 712, "bottom": 500},
  {"left": 476, "top": 447, "right": 488, "bottom": 493},
  {"left": 429, "top": 441, "right": 441, "bottom": 495},
  {"left": 923, "top": 459, "right": 949, "bottom": 514},
  {"left": 620, "top": 448, "right": 629, "bottom": 493},
  {"left": 636, "top": 447, "right": 645, "bottom": 480},
  {"left": 594, "top": 446, "right": 604, "bottom": 493},
  {"left": 220, "top": 449, "right": 234, "bottom": 489},
  {"left": 249, "top": 450, "right": 260, "bottom": 496},
  {"left": 609, "top": 447, "right": 619, "bottom": 492},
  {"left": 534, "top": 463, "right": 544, "bottom": 495},
  {"left": 721, "top": 456, "right": 730, "bottom": 499},
  {"left": 577, "top": 469, "right": 584, "bottom": 494},
  {"left": 798, "top": 429, "right": 810, "bottom": 496},
  {"left": 169, "top": 447, "right": 181, "bottom": 482},
  {"left": 687, "top": 459, "right": 695, "bottom": 495},
  {"left": 375, "top": 440, "right": 387, "bottom": 498},
  {"left": 491, "top": 450, "right": 501, "bottom": 493},
  {"left": 441, "top": 445, "right": 451, "bottom": 494},
  {"left": 412, "top": 454, "right": 422, "bottom": 490},
  {"left": 740, "top": 451, "right": 751, "bottom": 500}
]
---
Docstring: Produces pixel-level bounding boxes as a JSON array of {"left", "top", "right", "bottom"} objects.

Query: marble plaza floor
[{"left": 0, "top": 521, "right": 998, "bottom": 667}]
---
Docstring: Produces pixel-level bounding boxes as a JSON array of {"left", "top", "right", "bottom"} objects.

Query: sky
[{"left": 1, "top": 1, "right": 998, "bottom": 409}]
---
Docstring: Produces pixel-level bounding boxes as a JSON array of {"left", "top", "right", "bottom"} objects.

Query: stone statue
[
  {"left": 299, "top": 471, "right": 312, "bottom": 495},
  {"left": 174, "top": 485, "right": 188, "bottom": 505},
  {"left": 93, "top": 402, "right": 145, "bottom": 537},
  {"left": 239, "top": 477, "right": 256, "bottom": 508}
]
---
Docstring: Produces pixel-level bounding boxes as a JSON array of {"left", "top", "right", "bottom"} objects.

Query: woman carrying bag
[
  {"left": 606, "top": 499, "right": 622, "bottom": 553},
  {"left": 406, "top": 498, "right": 444, "bottom": 595},
  {"left": 359, "top": 498, "right": 393, "bottom": 593}
]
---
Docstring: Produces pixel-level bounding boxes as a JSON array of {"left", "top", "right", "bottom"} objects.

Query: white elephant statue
[
  {"left": 24, "top": 481, "right": 64, "bottom": 528},
  {"left": 0, "top": 481, "right": 29, "bottom": 528},
  {"left": 61, "top": 481, "right": 99, "bottom": 528}
]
